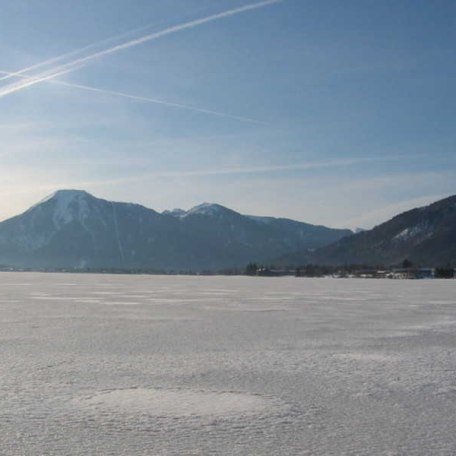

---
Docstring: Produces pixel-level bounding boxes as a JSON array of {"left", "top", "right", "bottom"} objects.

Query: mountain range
[
  {"left": 310, "top": 194, "right": 456, "bottom": 267},
  {"left": 0, "top": 190, "right": 454, "bottom": 271},
  {"left": 0, "top": 190, "right": 351, "bottom": 271}
]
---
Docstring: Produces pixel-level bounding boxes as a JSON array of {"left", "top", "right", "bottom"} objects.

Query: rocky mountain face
[
  {"left": 311, "top": 195, "right": 456, "bottom": 267},
  {"left": 0, "top": 190, "right": 352, "bottom": 271}
]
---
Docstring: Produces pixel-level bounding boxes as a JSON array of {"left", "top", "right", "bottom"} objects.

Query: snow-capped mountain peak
[
  {"left": 163, "top": 203, "right": 234, "bottom": 218},
  {"left": 38, "top": 189, "right": 90, "bottom": 204},
  {"left": 185, "top": 203, "right": 232, "bottom": 217},
  {"left": 44, "top": 190, "right": 91, "bottom": 228}
]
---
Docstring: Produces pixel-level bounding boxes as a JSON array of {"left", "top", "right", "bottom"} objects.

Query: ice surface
[
  {"left": 74, "top": 388, "right": 272, "bottom": 417},
  {"left": 0, "top": 273, "right": 456, "bottom": 455}
]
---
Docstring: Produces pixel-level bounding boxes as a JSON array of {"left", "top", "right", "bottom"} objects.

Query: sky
[{"left": 0, "top": 0, "right": 455, "bottom": 229}]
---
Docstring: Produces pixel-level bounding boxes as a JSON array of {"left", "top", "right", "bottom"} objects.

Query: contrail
[
  {"left": 0, "top": 70, "right": 265, "bottom": 124},
  {"left": 0, "top": 22, "right": 162, "bottom": 83},
  {"left": 0, "top": 65, "right": 85, "bottom": 98},
  {"left": 59, "top": 81, "right": 266, "bottom": 124},
  {"left": 0, "top": 0, "right": 283, "bottom": 99}
]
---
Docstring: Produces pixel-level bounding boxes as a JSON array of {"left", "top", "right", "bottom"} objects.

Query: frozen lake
[{"left": 1, "top": 273, "right": 455, "bottom": 455}]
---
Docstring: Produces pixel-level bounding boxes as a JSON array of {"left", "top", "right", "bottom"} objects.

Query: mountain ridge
[
  {"left": 309, "top": 194, "right": 456, "bottom": 267},
  {"left": 0, "top": 189, "right": 352, "bottom": 271},
  {"left": 2, "top": 190, "right": 453, "bottom": 270}
]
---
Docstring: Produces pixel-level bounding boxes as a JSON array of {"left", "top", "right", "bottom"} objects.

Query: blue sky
[{"left": 0, "top": 0, "right": 455, "bottom": 228}]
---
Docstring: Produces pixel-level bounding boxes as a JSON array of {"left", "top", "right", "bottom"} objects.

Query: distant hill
[
  {"left": 310, "top": 195, "right": 456, "bottom": 267},
  {"left": 0, "top": 190, "right": 351, "bottom": 271}
]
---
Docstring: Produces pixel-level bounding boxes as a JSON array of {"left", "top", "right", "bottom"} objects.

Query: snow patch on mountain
[
  {"left": 186, "top": 203, "right": 228, "bottom": 216},
  {"left": 393, "top": 222, "right": 431, "bottom": 242},
  {"left": 163, "top": 208, "right": 186, "bottom": 218},
  {"left": 49, "top": 190, "right": 90, "bottom": 229},
  {"left": 163, "top": 204, "right": 230, "bottom": 218}
]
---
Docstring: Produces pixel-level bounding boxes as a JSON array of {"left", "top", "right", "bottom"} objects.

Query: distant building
[
  {"left": 390, "top": 268, "right": 435, "bottom": 279},
  {"left": 257, "top": 268, "right": 292, "bottom": 277}
]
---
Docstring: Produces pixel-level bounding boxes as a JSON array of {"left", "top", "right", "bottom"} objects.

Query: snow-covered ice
[
  {"left": 74, "top": 388, "right": 273, "bottom": 417},
  {"left": 0, "top": 273, "right": 455, "bottom": 455}
]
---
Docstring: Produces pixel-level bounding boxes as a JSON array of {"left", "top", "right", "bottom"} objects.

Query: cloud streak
[
  {"left": 0, "top": 0, "right": 283, "bottom": 99},
  {"left": 0, "top": 70, "right": 265, "bottom": 124},
  {"left": 43, "top": 154, "right": 423, "bottom": 187},
  {"left": 0, "top": 155, "right": 412, "bottom": 199}
]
